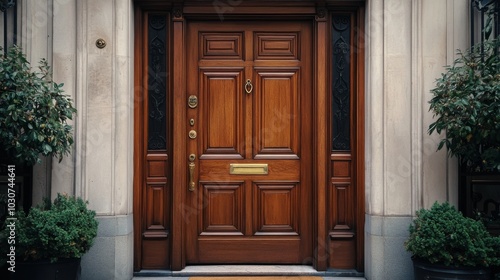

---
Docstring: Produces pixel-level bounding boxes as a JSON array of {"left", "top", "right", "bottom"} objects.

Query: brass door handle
[
  {"left": 188, "top": 162, "right": 195, "bottom": 191},
  {"left": 188, "top": 154, "right": 196, "bottom": 191},
  {"left": 245, "top": 79, "right": 253, "bottom": 94}
]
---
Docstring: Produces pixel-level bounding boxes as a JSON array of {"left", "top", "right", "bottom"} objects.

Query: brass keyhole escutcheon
[
  {"left": 188, "top": 95, "right": 198, "bottom": 108},
  {"left": 189, "top": 130, "right": 197, "bottom": 139},
  {"left": 189, "top": 154, "right": 196, "bottom": 162},
  {"left": 189, "top": 118, "right": 195, "bottom": 126}
]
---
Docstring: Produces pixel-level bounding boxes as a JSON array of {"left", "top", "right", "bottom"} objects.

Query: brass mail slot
[{"left": 229, "top": 164, "right": 268, "bottom": 175}]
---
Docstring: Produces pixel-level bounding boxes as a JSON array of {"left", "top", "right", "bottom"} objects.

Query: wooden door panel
[
  {"left": 200, "top": 182, "right": 244, "bottom": 235},
  {"left": 254, "top": 33, "right": 299, "bottom": 60},
  {"left": 200, "top": 32, "right": 244, "bottom": 60},
  {"left": 197, "top": 238, "right": 301, "bottom": 263},
  {"left": 199, "top": 68, "right": 245, "bottom": 158},
  {"left": 253, "top": 182, "right": 299, "bottom": 235},
  {"left": 254, "top": 68, "right": 300, "bottom": 159},
  {"left": 145, "top": 183, "right": 168, "bottom": 232}
]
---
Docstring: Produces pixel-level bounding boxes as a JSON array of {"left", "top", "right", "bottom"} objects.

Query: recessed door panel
[
  {"left": 199, "top": 68, "right": 245, "bottom": 158},
  {"left": 254, "top": 68, "right": 300, "bottom": 159},
  {"left": 254, "top": 33, "right": 299, "bottom": 60},
  {"left": 200, "top": 32, "right": 244, "bottom": 60},
  {"left": 201, "top": 183, "right": 244, "bottom": 235},
  {"left": 254, "top": 183, "right": 299, "bottom": 235}
]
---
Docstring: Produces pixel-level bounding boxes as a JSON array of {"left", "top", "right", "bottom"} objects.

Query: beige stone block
[
  {"left": 87, "top": 0, "right": 113, "bottom": 55},
  {"left": 87, "top": 54, "right": 113, "bottom": 108},
  {"left": 86, "top": 106, "right": 113, "bottom": 214}
]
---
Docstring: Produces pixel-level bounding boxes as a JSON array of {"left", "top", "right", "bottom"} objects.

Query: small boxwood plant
[
  {"left": 0, "top": 46, "right": 76, "bottom": 165},
  {"left": 0, "top": 193, "right": 98, "bottom": 263},
  {"left": 405, "top": 202, "right": 500, "bottom": 267}
]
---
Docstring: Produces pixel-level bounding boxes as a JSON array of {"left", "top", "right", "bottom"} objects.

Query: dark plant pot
[
  {"left": 13, "top": 258, "right": 81, "bottom": 280},
  {"left": 413, "top": 258, "right": 491, "bottom": 280}
]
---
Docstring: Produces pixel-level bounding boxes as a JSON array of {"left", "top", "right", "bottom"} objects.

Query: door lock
[
  {"left": 189, "top": 130, "right": 197, "bottom": 139},
  {"left": 189, "top": 154, "right": 196, "bottom": 162}
]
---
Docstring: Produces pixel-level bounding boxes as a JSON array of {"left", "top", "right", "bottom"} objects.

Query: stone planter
[
  {"left": 15, "top": 258, "right": 81, "bottom": 280},
  {"left": 413, "top": 258, "right": 491, "bottom": 280}
]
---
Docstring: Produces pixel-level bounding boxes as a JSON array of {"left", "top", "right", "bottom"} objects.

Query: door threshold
[{"left": 134, "top": 265, "right": 364, "bottom": 278}]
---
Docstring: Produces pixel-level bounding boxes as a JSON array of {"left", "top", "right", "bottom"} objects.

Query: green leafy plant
[
  {"left": 405, "top": 201, "right": 500, "bottom": 267},
  {"left": 0, "top": 46, "right": 76, "bottom": 165},
  {"left": 428, "top": 39, "right": 500, "bottom": 172},
  {"left": 0, "top": 193, "right": 98, "bottom": 263}
]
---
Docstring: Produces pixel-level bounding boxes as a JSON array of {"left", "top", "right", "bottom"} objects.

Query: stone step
[{"left": 133, "top": 265, "right": 366, "bottom": 279}]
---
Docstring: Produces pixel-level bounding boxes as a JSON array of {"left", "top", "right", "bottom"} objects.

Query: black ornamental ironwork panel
[
  {"left": 147, "top": 15, "right": 168, "bottom": 150},
  {"left": 332, "top": 15, "right": 351, "bottom": 151}
]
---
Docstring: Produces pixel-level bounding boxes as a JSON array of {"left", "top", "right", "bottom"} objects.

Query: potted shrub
[
  {"left": 405, "top": 201, "right": 500, "bottom": 279},
  {"left": 0, "top": 193, "right": 98, "bottom": 280},
  {"left": 428, "top": 39, "right": 500, "bottom": 173},
  {"left": 0, "top": 46, "right": 79, "bottom": 279},
  {"left": 428, "top": 38, "right": 500, "bottom": 244}
]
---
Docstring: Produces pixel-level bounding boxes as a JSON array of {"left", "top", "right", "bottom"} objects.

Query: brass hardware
[
  {"left": 189, "top": 118, "right": 195, "bottom": 126},
  {"left": 245, "top": 79, "right": 253, "bottom": 94},
  {"left": 95, "top": 38, "right": 106, "bottom": 49},
  {"left": 230, "top": 163, "right": 268, "bottom": 175},
  {"left": 189, "top": 154, "right": 196, "bottom": 162},
  {"left": 188, "top": 154, "right": 196, "bottom": 191},
  {"left": 188, "top": 95, "right": 198, "bottom": 108},
  {"left": 188, "top": 162, "right": 195, "bottom": 191},
  {"left": 189, "top": 130, "right": 197, "bottom": 139}
]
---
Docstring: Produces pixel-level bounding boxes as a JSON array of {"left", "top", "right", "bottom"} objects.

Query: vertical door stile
[
  {"left": 314, "top": 7, "right": 329, "bottom": 271},
  {"left": 171, "top": 6, "right": 186, "bottom": 270}
]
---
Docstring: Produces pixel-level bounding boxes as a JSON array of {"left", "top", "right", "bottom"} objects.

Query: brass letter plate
[{"left": 229, "top": 164, "right": 268, "bottom": 175}]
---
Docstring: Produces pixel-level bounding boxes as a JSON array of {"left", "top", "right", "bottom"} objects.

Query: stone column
[
  {"left": 50, "top": 0, "right": 134, "bottom": 279},
  {"left": 51, "top": 0, "right": 78, "bottom": 198},
  {"left": 364, "top": 0, "right": 469, "bottom": 279},
  {"left": 17, "top": 0, "right": 54, "bottom": 206}
]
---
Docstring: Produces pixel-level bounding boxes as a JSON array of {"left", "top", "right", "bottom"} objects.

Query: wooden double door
[{"left": 184, "top": 21, "right": 313, "bottom": 263}]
